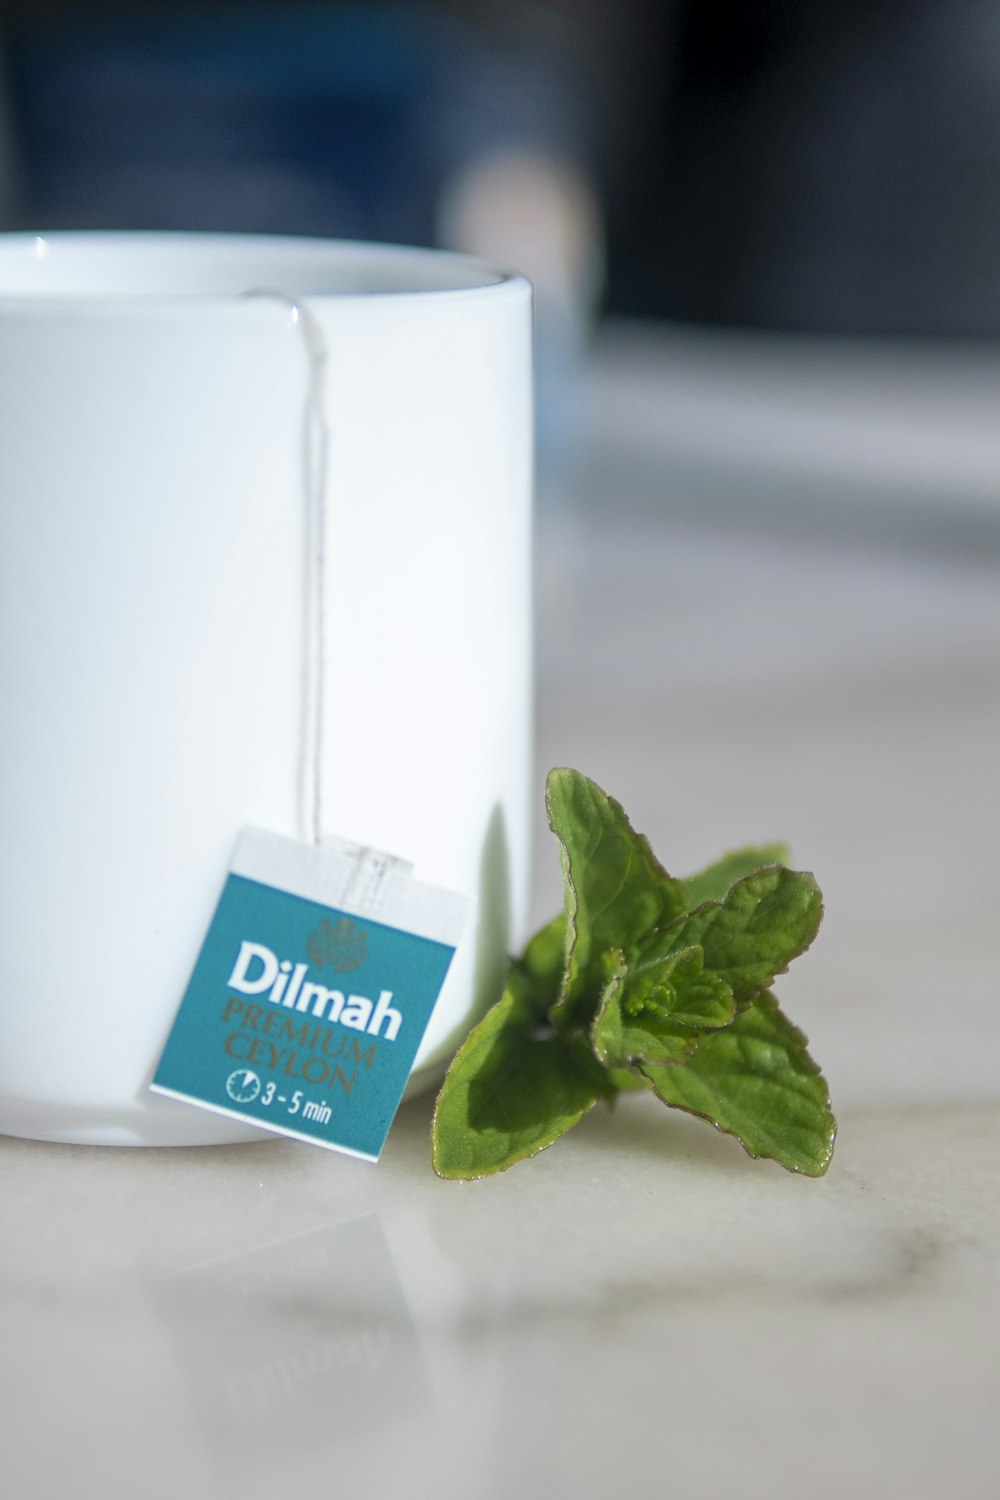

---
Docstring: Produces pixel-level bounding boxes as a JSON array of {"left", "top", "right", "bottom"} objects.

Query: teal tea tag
[{"left": 152, "top": 829, "right": 472, "bottom": 1161}]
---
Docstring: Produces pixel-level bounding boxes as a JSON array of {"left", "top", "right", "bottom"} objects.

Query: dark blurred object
[
  {"left": 4, "top": 0, "right": 1000, "bottom": 342},
  {"left": 629, "top": 0, "right": 1000, "bottom": 337},
  {"left": 1, "top": 4, "right": 587, "bottom": 241},
  {"left": 0, "top": 2, "right": 605, "bottom": 484},
  {"left": 0, "top": 38, "right": 14, "bottom": 223}
]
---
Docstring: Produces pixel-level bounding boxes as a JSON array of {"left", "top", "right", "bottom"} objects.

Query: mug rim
[{"left": 0, "top": 230, "right": 532, "bottom": 309}]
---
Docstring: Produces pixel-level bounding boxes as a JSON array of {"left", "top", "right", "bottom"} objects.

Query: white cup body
[{"left": 0, "top": 233, "right": 532, "bottom": 1145}]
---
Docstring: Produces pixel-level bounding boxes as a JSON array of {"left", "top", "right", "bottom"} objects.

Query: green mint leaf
[
  {"left": 590, "top": 947, "right": 683, "bottom": 1068},
  {"left": 592, "top": 988, "right": 699, "bottom": 1070},
  {"left": 605, "top": 1067, "right": 652, "bottom": 1093},
  {"left": 593, "top": 946, "right": 735, "bottom": 1069},
  {"left": 639, "top": 991, "right": 836, "bottom": 1176},
  {"left": 635, "top": 866, "right": 822, "bottom": 1009},
  {"left": 431, "top": 970, "right": 609, "bottom": 1180},
  {"left": 514, "top": 912, "right": 567, "bottom": 1016},
  {"left": 683, "top": 844, "right": 790, "bottom": 908},
  {"left": 545, "top": 768, "right": 687, "bottom": 1028},
  {"left": 622, "top": 945, "right": 736, "bottom": 1030},
  {"left": 431, "top": 768, "right": 835, "bottom": 1182}
]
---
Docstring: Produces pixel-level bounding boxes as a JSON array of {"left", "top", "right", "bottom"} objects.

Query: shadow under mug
[{"left": 0, "top": 232, "right": 533, "bottom": 1146}]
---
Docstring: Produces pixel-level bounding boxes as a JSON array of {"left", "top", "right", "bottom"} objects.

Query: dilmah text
[{"left": 226, "top": 940, "right": 402, "bottom": 1041}]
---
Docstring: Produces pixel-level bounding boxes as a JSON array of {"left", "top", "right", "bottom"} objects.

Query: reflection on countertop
[
  {"left": 4, "top": 1091, "right": 1000, "bottom": 1499},
  {"left": 151, "top": 1217, "right": 429, "bottom": 1496}
]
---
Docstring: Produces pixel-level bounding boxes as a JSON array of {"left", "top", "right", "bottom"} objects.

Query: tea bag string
[{"left": 242, "top": 289, "right": 329, "bottom": 847}]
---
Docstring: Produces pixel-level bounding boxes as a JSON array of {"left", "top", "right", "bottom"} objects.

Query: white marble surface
[{"left": 4, "top": 321, "right": 1000, "bottom": 1498}]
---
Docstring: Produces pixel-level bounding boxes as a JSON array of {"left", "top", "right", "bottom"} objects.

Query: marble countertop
[{"left": 5, "top": 321, "right": 1000, "bottom": 1499}]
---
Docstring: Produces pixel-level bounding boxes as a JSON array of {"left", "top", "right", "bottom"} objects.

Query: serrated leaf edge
[
  {"left": 544, "top": 767, "right": 682, "bottom": 1029},
  {"left": 432, "top": 1101, "right": 595, "bottom": 1180},
  {"left": 635, "top": 866, "right": 824, "bottom": 1011},
  {"left": 637, "top": 999, "right": 837, "bottom": 1177},
  {"left": 682, "top": 844, "right": 791, "bottom": 907},
  {"left": 430, "top": 981, "right": 605, "bottom": 1180}
]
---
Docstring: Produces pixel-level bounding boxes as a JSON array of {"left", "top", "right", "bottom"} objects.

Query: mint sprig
[{"left": 431, "top": 768, "right": 836, "bottom": 1180}]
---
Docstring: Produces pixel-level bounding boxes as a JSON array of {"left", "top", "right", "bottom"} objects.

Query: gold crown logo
[{"left": 305, "top": 916, "right": 368, "bottom": 974}]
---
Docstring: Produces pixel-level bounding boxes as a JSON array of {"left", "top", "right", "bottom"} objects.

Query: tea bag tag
[{"left": 151, "top": 828, "right": 473, "bottom": 1161}]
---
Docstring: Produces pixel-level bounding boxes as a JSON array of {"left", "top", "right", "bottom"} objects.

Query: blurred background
[
  {"left": 4, "top": 1, "right": 1000, "bottom": 482},
  {"left": 1, "top": 3, "right": 999, "bottom": 1101}
]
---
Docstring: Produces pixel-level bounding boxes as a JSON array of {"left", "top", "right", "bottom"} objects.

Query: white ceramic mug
[{"left": 0, "top": 232, "right": 532, "bottom": 1146}]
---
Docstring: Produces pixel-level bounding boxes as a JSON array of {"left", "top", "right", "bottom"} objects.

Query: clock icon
[{"left": 226, "top": 1068, "right": 261, "bottom": 1104}]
